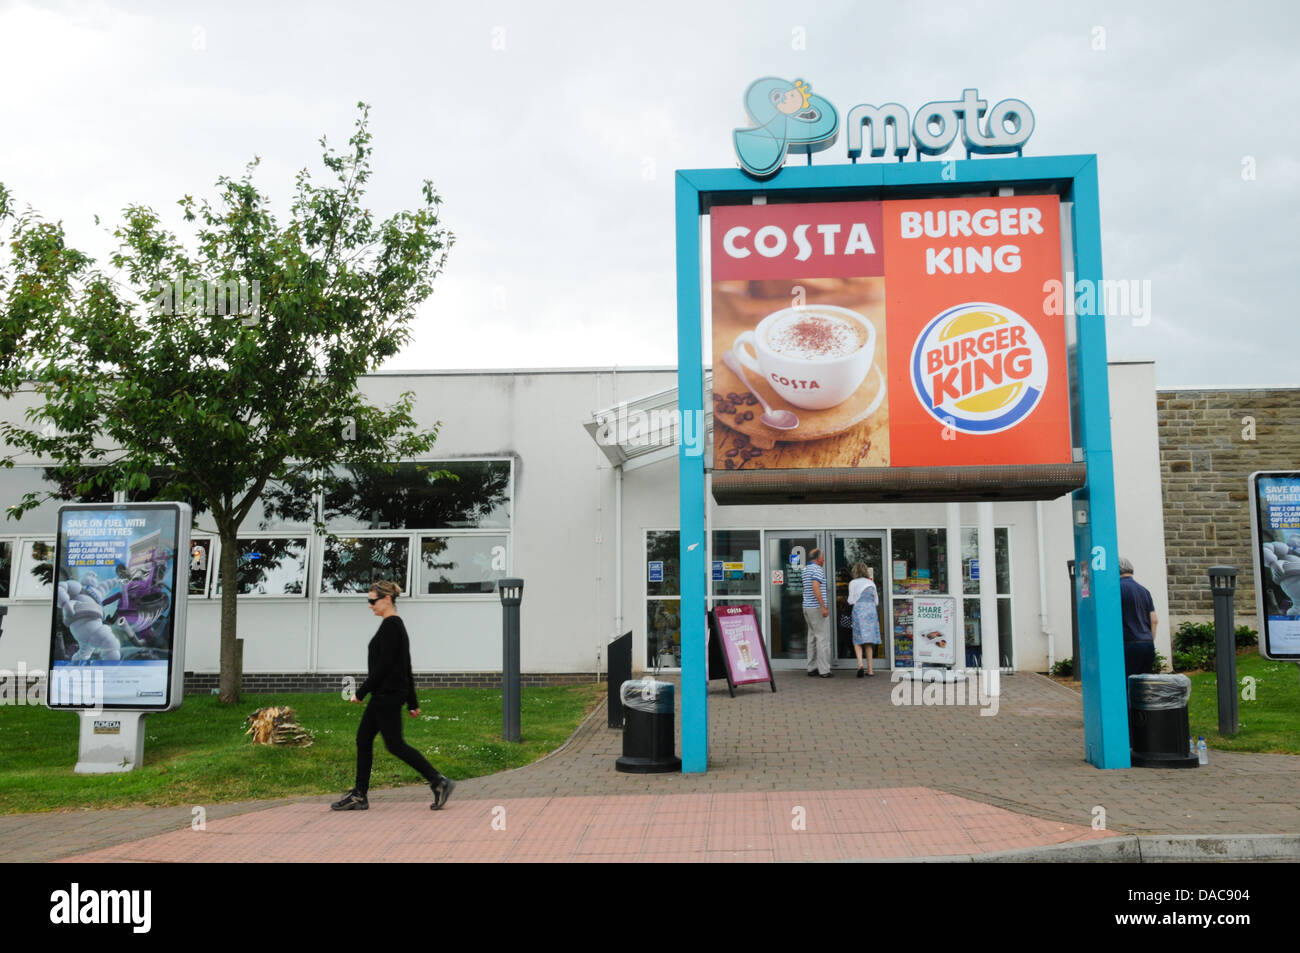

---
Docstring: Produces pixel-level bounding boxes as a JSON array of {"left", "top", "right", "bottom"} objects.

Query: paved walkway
[{"left": 4, "top": 671, "right": 1299, "bottom": 862}]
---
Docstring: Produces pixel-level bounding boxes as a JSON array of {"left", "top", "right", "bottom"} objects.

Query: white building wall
[{"left": 0, "top": 363, "right": 1166, "bottom": 678}]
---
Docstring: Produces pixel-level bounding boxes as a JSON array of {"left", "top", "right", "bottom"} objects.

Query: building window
[
  {"left": 188, "top": 538, "right": 213, "bottom": 597},
  {"left": 215, "top": 538, "right": 310, "bottom": 597},
  {"left": 14, "top": 538, "right": 56, "bottom": 599},
  {"left": 961, "top": 527, "right": 1013, "bottom": 668},
  {"left": 319, "top": 460, "right": 512, "bottom": 598},
  {"left": 320, "top": 536, "right": 411, "bottom": 594},
  {"left": 323, "top": 460, "right": 511, "bottom": 530},
  {"left": 645, "top": 530, "right": 680, "bottom": 667},
  {"left": 711, "top": 529, "right": 761, "bottom": 598},
  {"left": 0, "top": 539, "right": 11, "bottom": 599},
  {"left": 418, "top": 534, "right": 507, "bottom": 594}
]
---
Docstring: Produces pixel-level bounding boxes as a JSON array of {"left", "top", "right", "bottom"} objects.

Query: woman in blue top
[{"left": 847, "top": 563, "right": 881, "bottom": 677}]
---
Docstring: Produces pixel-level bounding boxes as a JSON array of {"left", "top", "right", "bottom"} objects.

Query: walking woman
[
  {"left": 331, "top": 580, "right": 455, "bottom": 811},
  {"left": 847, "top": 562, "right": 881, "bottom": 677}
]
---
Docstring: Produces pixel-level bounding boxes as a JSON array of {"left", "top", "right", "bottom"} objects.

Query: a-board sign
[
  {"left": 912, "top": 594, "right": 957, "bottom": 666},
  {"left": 1248, "top": 471, "right": 1300, "bottom": 660},
  {"left": 708, "top": 603, "right": 777, "bottom": 697},
  {"left": 48, "top": 502, "right": 191, "bottom": 710}
]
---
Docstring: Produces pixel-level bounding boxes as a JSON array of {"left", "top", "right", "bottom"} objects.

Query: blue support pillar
[
  {"left": 1069, "top": 158, "right": 1130, "bottom": 768},
  {"left": 675, "top": 172, "right": 708, "bottom": 773}
]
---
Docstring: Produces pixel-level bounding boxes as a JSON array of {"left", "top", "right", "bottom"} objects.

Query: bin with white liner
[
  {"left": 615, "top": 679, "right": 681, "bottom": 773},
  {"left": 1128, "top": 673, "right": 1199, "bottom": 768}
]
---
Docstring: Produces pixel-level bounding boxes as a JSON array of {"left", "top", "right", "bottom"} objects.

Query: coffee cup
[{"left": 732, "top": 306, "right": 877, "bottom": 411}]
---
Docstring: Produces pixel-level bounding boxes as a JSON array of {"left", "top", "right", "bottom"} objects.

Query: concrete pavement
[{"left": 3, "top": 670, "right": 1298, "bottom": 862}]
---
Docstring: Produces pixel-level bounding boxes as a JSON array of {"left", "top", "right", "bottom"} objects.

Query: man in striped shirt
[{"left": 803, "top": 548, "right": 833, "bottom": 677}]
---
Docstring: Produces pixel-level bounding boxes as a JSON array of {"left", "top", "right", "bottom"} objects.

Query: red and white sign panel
[{"left": 710, "top": 195, "right": 1070, "bottom": 470}]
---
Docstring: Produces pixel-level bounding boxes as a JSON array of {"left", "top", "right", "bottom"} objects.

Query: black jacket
[{"left": 357, "top": 615, "right": 419, "bottom": 710}]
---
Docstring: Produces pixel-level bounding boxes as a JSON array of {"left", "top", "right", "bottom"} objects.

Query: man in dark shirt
[{"left": 1119, "top": 557, "right": 1158, "bottom": 679}]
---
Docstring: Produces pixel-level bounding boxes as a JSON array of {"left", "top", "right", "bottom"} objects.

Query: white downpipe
[
  {"left": 1036, "top": 500, "right": 1053, "bottom": 671},
  {"left": 615, "top": 463, "right": 623, "bottom": 637},
  {"left": 947, "top": 502, "right": 964, "bottom": 675},
  {"left": 978, "top": 501, "right": 1000, "bottom": 694}
]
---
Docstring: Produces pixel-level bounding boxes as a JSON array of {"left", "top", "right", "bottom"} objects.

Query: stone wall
[{"left": 1156, "top": 388, "right": 1300, "bottom": 627}]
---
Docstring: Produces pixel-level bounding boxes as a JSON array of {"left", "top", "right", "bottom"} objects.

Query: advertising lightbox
[
  {"left": 711, "top": 195, "right": 1072, "bottom": 488},
  {"left": 1248, "top": 471, "right": 1300, "bottom": 660},
  {"left": 48, "top": 502, "right": 190, "bottom": 710}
]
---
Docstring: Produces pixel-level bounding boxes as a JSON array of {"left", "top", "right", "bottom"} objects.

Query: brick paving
[{"left": 4, "top": 670, "right": 1298, "bottom": 862}]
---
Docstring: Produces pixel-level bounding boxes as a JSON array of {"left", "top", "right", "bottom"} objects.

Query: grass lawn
[
  {"left": 1187, "top": 650, "right": 1300, "bottom": 755},
  {"left": 1048, "top": 652, "right": 1300, "bottom": 755},
  {"left": 0, "top": 684, "right": 603, "bottom": 815}
]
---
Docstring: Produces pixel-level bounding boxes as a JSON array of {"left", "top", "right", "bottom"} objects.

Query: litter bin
[
  {"left": 615, "top": 679, "right": 681, "bottom": 774},
  {"left": 1128, "top": 673, "right": 1198, "bottom": 768}
]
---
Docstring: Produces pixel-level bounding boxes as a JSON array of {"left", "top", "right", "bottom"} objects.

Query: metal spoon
[{"left": 721, "top": 350, "right": 799, "bottom": 430}]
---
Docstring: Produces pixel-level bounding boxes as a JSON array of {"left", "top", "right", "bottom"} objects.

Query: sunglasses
[{"left": 367, "top": 596, "right": 383, "bottom": 605}]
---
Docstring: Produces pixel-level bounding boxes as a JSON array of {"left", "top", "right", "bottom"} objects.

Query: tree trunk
[{"left": 218, "top": 527, "right": 241, "bottom": 703}]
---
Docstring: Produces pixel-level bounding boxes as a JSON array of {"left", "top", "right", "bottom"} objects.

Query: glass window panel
[
  {"left": 130, "top": 470, "right": 312, "bottom": 532},
  {"left": 961, "top": 528, "right": 979, "bottom": 595},
  {"left": 320, "top": 536, "right": 411, "bottom": 594},
  {"left": 647, "top": 599, "right": 681, "bottom": 668},
  {"left": 0, "top": 540, "right": 11, "bottom": 599},
  {"left": 962, "top": 596, "right": 1014, "bottom": 668},
  {"left": 419, "top": 535, "right": 507, "bottom": 594},
  {"left": 889, "top": 528, "right": 946, "bottom": 595},
  {"left": 711, "top": 529, "right": 761, "bottom": 596},
  {"left": 959, "top": 527, "right": 1010, "bottom": 595},
  {"left": 15, "top": 538, "right": 56, "bottom": 598},
  {"left": 215, "top": 538, "right": 308, "bottom": 596},
  {"left": 998, "top": 597, "right": 1013, "bottom": 667},
  {"left": 646, "top": 530, "right": 679, "bottom": 597},
  {"left": 995, "top": 527, "right": 1010, "bottom": 595},
  {"left": 187, "top": 538, "right": 212, "bottom": 596},
  {"left": 324, "top": 461, "right": 510, "bottom": 531}
]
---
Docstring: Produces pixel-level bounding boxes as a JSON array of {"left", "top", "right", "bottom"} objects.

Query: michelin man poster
[{"left": 49, "top": 503, "right": 190, "bottom": 709}]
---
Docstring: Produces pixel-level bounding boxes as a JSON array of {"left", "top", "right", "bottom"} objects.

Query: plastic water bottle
[{"left": 1197, "top": 736, "right": 1208, "bottom": 765}]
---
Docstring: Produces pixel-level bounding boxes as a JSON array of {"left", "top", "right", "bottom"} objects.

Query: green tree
[{"left": 0, "top": 104, "right": 452, "bottom": 702}]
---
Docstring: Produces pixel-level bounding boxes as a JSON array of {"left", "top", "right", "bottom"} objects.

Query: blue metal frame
[{"left": 674, "top": 155, "right": 1129, "bottom": 773}]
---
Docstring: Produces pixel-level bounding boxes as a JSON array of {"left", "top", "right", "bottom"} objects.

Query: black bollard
[
  {"left": 497, "top": 578, "right": 523, "bottom": 742},
  {"left": 607, "top": 631, "right": 631, "bottom": 729},
  {"left": 1208, "top": 567, "right": 1238, "bottom": 736}
]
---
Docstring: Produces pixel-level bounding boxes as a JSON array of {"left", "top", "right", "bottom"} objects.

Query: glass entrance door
[
  {"left": 830, "top": 532, "right": 889, "bottom": 669},
  {"left": 766, "top": 532, "right": 822, "bottom": 667}
]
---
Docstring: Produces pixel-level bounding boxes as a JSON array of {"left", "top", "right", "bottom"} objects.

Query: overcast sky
[{"left": 2, "top": 0, "right": 1296, "bottom": 387}]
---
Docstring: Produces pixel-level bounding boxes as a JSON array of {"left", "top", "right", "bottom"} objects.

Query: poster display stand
[
  {"left": 896, "top": 594, "right": 963, "bottom": 682},
  {"left": 707, "top": 604, "right": 777, "bottom": 697},
  {"left": 48, "top": 502, "right": 190, "bottom": 773}
]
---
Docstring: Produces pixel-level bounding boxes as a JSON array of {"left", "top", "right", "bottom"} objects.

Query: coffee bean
[
  {"left": 733, "top": 434, "right": 749, "bottom": 448},
  {"left": 745, "top": 395, "right": 758, "bottom": 405},
  {"left": 725, "top": 448, "right": 739, "bottom": 457},
  {"left": 724, "top": 459, "right": 736, "bottom": 469}
]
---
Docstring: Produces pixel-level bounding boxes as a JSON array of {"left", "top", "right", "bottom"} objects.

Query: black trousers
[{"left": 354, "top": 697, "right": 443, "bottom": 794}]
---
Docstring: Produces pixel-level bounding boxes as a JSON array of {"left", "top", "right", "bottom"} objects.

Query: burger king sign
[{"left": 911, "top": 303, "right": 1049, "bottom": 435}]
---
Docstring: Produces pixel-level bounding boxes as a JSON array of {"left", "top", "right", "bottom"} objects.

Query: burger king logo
[{"left": 910, "top": 302, "right": 1048, "bottom": 434}]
